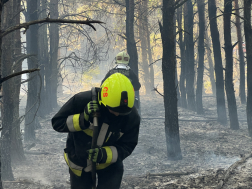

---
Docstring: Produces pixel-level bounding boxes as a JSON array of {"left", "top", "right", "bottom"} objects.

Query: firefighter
[
  {"left": 51, "top": 73, "right": 140, "bottom": 189},
  {"left": 101, "top": 51, "right": 141, "bottom": 91},
  {"left": 101, "top": 51, "right": 141, "bottom": 111}
]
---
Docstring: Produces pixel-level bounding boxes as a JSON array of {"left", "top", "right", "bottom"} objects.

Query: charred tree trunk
[
  {"left": 43, "top": 0, "right": 53, "bottom": 114},
  {"left": 224, "top": 0, "right": 239, "bottom": 130},
  {"left": 126, "top": 0, "right": 140, "bottom": 113},
  {"left": 146, "top": 11, "right": 154, "bottom": 90},
  {"left": 174, "top": 13, "right": 180, "bottom": 106},
  {"left": 208, "top": 0, "right": 227, "bottom": 125},
  {"left": 1, "top": 0, "right": 14, "bottom": 180},
  {"left": 48, "top": 0, "right": 59, "bottom": 109},
  {"left": 138, "top": 0, "right": 151, "bottom": 92},
  {"left": 185, "top": 0, "right": 196, "bottom": 111},
  {"left": 161, "top": 0, "right": 182, "bottom": 160},
  {"left": 37, "top": 0, "right": 47, "bottom": 117},
  {"left": 244, "top": 0, "right": 252, "bottom": 136},
  {"left": 126, "top": 0, "right": 138, "bottom": 78},
  {"left": 234, "top": 0, "right": 246, "bottom": 104},
  {"left": 25, "top": 0, "right": 41, "bottom": 141},
  {"left": 205, "top": 31, "right": 216, "bottom": 95},
  {"left": 11, "top": 0, "right": 25, "bottom": 162},
  {"left": 196, "top": 0, "right": 205, "bottom": 114},
  {"left": 178, "top": 6, "right": 187, "bottom": 108},
  {"left": 0, "top": 1, "right": 3, "bottom": 187}
]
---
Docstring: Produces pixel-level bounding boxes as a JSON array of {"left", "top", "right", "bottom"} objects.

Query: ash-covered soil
[{"left": 3, "top": 93, "right": 252, "bottom": 189}]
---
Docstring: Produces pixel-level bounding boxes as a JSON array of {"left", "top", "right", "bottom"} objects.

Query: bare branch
[
  {"left": 174, "top": 0, "right": 189, "bottom": 10},
  {"left": 149, "top": 58, "right": 162, "bottom": 66},
  {"left": 0, "top": 68, "right": 40, "bottom": 84},
  {"left": 232, "top": 41, "right": 239, "bottom": 49},
  {"left": 1, "top": 17, "right": 104, "bottom": 38},
  {"left": 153, "top": 85, "right": 164, "bottom": 97}
]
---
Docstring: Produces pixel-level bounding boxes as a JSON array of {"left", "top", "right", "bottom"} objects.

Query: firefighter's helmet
[
  {"left": 115, "top": 51, "right": 130, "bottom": 65},
  {"left": 99, "top": 73, "right": 134, "bottom": 114}
]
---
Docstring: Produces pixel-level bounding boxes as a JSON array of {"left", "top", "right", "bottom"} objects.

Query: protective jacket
[
  {"left": 101, "top": 65, "right": 141, "bottom": 91},
  {"left": 51, "top": 88, "right": 140, "bottom": 177}
]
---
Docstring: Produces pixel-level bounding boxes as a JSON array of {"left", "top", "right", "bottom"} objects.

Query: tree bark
[
  {"left": 125, "top": 0, "right": 140, "bottom": 113},
  {"left": 126, "top": 0, "right": 138, "bottom": 78},
  {"left": 1, "top": 0, "right": 14, "bottom": 180},
  {"left": 208, "top": 0, "right": 227, "bottom": 125},
  {"left": 205, "top": 30, "right": 216, "bottom": 95},
  {"left": 234, "top": 0, "right": 246, "bottom": 104},
  {"left": 48, "top": 0, "right": 59, "bottom": 110},
  {"left": 196, "top": 0, "right": 205, "bottom": 114},
  {"left": 146, "top": 9, "right": 154, "bottom": 90},
  {"left": 138, "top": 0, "right": 151, "bottom": 93},
  {"left": 178, "top": 6, "right": 187, "bottom": 108},
  {"left": 224, "top": 0, "right": 239, "bottom": 130},
  {"left": 244, "top": 0, "right": 252, "bottom": 136},
  {"left": 25, "top": 0, "right": 41, "bottom": 141},
  {"left": 37, "top": 0, "right": 47, "bottom": 117},
  {"left": 161, "top": 0, "right": 182, "bottom": 160},
  {"left": 11, "top": 0, "right": 25, "bottom": 162},
  {"left": 185, "top": 0, "right": 196, "bottom": 111}
]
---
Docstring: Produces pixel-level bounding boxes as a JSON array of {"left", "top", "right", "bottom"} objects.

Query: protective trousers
[{"left": 69, "top": 161, "right": 124, "bottom": 189}]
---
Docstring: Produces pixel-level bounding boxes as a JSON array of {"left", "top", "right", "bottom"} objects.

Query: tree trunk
[
  {"left": 1, "top": 0, "right": 14, "bottom": 180},
  {"left": 0, "top": 1, "right": 3, "bottom": 187},
  {"left": 224, "top": 0, "right": 239, "bottom": 130},
  {"left": 48, "top": 0, "right": 59, "bottom": 110},
  {"left": 161, "top": 0, "right": 182, "bottom": 160},
  {"left": 125, "top": 0, "right": 140, "bottom": 113},
  {"left": 185, "top": 0, "right": 196, "bottom": 111},
  {"left": 205, "top": 30, "right": 216, "bottom": 95},
  {"left": 146, "top": 11, "right": 154, "bottom": 90},
  {"left": 234, "top": 0, "right": 246, "bottom": 104},
  {"left": 244, "top": 0, "right": 252, "bottom": 136},
  {"left": 11, "top": 0, "right": 25, "bottom": 162},
  {"left": 178, "top": 6, "right": 187, "bottom": 108},
  {"left": 42, "top": 0, "right": 53, "bottom": 114},
  {"left": 25, "top": 0, "right": 41, "bottom": 142},
  {"left": 37, "top": 0, "right": 47, "bottom": 117},
  {"left": 138, "top": 0, "right": 151, "bottom": 93},
  {"left": 196, "top": 0, "right": 205, "bottom": 114},
  {"left": 208, "top": 0, "right": 227, "bottom": 125}
]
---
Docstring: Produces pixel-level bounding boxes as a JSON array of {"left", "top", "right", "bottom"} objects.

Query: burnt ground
[{"left": 3, "top": 93, "right": 252, "bottom": 189}]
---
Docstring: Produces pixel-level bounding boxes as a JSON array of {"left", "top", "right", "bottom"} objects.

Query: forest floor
[{"left": 3, "top": 92, "right": 252, "bottom": 189}]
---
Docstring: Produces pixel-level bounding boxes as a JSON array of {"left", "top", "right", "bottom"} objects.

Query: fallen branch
[
  {"left": 3, "top": 180, "right": 34, "bottom": 184},
  {"left": 24, "top": 150, "right": 51, "bottom": 155},
  {"left": 216, "top": 152, "right": 252, "bottom": 189},
  {"left": 138, "top": 171, "right": 194, "bottom": 178},
  {"left": 142, "top": 117, "right": 216, "bottom": 122}
]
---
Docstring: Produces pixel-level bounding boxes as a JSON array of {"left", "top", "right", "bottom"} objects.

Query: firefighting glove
[
  {"left": 84, "top": 100, "right": 99, "bottom": 121},
  {"left": 87, "top": 147, "right": 106, "bottom": 163}
]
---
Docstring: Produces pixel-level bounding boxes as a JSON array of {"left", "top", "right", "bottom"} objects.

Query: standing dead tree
[
  {"left": 223, "top": 0, "right": 239, "bottom": 130},
  {"left": 0, "top": 0, "right": 102, "bottom": 185},
  {"left": 159, "top": 0, "right": 182, "bottom": 160},
  {"left": 208, "top": 0, "right": 227, "bottom": 125},
  {"left": 244, "top": 0, "right": 252, "bottom": 137},
  {"left": 234, "top": 0, "right": 246, "bottom": 104},
  {"left": 196, "top": 0, "right": 205, "bottom": 114}
]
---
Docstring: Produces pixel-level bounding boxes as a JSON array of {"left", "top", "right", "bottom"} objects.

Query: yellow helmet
[
  {"left": 115, "top": 51, "right": 130, "bottom": 64},
  {"left": 99, "top": 73, "right": 135, "bottom": 114}
]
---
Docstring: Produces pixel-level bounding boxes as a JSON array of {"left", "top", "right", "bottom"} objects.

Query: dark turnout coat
[
  {"left": 51, "top": 89, "right": 140, "bottom": 176},
  {"left": 101, "top": 66, "right": 141, "bottom": 91}
]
